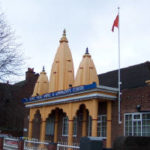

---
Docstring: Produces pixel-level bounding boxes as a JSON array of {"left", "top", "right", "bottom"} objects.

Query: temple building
[
  {"left": 23, "top": 30, "right": 117, "bottom": 148},
  {"left": 23, "top": 30, "right": 150, "bottom": 149}
]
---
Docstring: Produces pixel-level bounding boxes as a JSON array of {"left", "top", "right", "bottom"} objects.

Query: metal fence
[
  {"left": 24, "top": 139, "right": 49, "bottom": 150},
  {"left": 3, "top": 137, "right": 49, "bottom": 150},
  {"left": 3, "top": 137, "right": 19, "bottom": 150},
  {"left": 2, "top": 136, "right": 80, "bottom": 150},
  {"left": 57, "top": 144, "right": 80, "bottom": 150}
]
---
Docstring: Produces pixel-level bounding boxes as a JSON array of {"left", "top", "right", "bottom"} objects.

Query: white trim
[
  {"left": 25, "top": 86, "right": 118, "bottom": 106},
  {"left": 97, "top": 85, "right": 118, "bottom": 92},
  {"left": 57, "top": 144, "right": 80, "bottom": 150},
  {"left": 26, "top": 93, "right": 117, "bottom": 108},
  {"left": 88, "top": 116, "right": 92, "bottom": 136},
  {"left": 73, "top": 117, "right": 77, "bottom": 137},
  {"left": 124, "top": 112, "right": 150, "bottom": 136},
  {"left": 62, "top": 116, "right": 68, "bottom": 136},
  {"left": 97, "top": 114, "right": 107, "bottom": 138}
]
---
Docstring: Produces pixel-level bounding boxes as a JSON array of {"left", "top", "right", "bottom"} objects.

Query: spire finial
[
  {"left": 42, "top": 66, "right": 45, "bottom": 72},
  {"left": 60, "top": 29, "right": 68, "bottom": 43},
  {"left": 85, "top": 47, "right": 89, "bottom": 54},
  {"left": 63, "top": 29, "right": 66, "bottom": 36}
]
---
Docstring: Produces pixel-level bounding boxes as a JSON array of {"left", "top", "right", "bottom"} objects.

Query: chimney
[{"left": 26, "top": 68, "right": 35, "bottom": 81}]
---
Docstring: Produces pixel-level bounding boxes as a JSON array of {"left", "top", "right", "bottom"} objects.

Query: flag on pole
[
  {"left": 112, "top": 15, "right": 119, "bottom": 32},
  {"left": 112, "top": 7, "right": 122, "bottom": 124}
]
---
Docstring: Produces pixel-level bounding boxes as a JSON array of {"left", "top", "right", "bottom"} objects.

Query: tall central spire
[{"left": 49, "top": 30, "right": 74, "bottom": 92}]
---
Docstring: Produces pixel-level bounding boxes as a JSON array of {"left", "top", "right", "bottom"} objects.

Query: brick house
[{"left": 0, "top": 68, "right": 38, "bottom": 136}]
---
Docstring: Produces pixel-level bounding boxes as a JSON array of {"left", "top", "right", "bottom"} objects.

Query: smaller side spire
[
  {"left": 32, "top": 68, "right": 49, "bottom": 97},
  {"left": 74, "top": 49, "right": 99, "bottom": 86}
]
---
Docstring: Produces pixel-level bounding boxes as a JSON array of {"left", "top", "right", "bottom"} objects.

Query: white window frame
[
  {"left": 124, "top": 112, "right": 150, "bottom": 136},
  {"left": 97, "top": 115, "right": 107, "bottom": 138},
  {"left": 88, "top": 116, "right": 92, "bottom": 136},
  {"left": 73, "top": 117, "right": 77, "bottom": 137},
  {"left": 62, "top": 116, "right": 68, "bottom": 136}
]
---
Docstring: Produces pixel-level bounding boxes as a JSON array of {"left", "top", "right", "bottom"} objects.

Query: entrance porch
[{"left": 25, "top": 84, "right": 117, "bottom": 148}]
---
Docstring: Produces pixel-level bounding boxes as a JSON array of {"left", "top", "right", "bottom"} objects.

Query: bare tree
[{"left": 0, "top": 13, "right": 23, "bottom": 82}]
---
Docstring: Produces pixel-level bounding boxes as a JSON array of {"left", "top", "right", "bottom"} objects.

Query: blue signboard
[{"left": 22, "top": 82, "right": 96, "bottom": 103}]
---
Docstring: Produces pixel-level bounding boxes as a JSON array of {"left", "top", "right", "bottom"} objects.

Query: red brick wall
[{"left": 111, "top": 85, "right": 150, "bottom": 145}]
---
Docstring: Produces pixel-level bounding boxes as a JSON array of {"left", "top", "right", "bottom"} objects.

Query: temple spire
[
  {"left": 49, "top": 30, "right": 74, "bottom": 92},
  {"left": 74, "top": 50, "right": 99, "bottom": 86},
  {"left": 32, "top": 68, "right": 48, "bottom": 96}
]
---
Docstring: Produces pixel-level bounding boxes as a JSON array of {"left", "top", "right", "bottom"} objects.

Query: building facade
[
  {"left": 99, "top": 62, "right": 150, "bottom": 144},
  {"left": 0, "top": 68, "right": 38, "bottom": 136},
  {"left": 23, "top": 31, "right": 150, "bottom": 148}
]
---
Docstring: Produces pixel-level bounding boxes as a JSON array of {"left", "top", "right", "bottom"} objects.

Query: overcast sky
[{"left": 0, "top": 0, "right": 150, "bottom": 82}]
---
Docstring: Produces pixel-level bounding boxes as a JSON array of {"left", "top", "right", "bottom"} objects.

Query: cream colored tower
[
  {"left": 74, "top": 48, "right": 99, "bottom": 86},
  {"left": 32, "top": 67, "right": 49, "bottom": 96},
  {"left": 49, "top": 30, "right": 74, "bottom": 92}
]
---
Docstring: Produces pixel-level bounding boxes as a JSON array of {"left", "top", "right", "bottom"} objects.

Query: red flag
[{"left": 112, "top": 15, "right": 119, "bottom": 32}]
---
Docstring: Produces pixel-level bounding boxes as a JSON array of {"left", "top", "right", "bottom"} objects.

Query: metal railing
[
  {"left": 2, "top": 136, "right": 80, "bottom": 150},
  {"left": 3, "top": 137, "right": 19, "bottom": 149},
  {"left": 24, "top": 139, "right": 49, "bottom": 150},
  {"left": 3, "top": 137, "right": 49, "bottom": 150},
  {"left": 57, "top": 144, "right": 80, "bottom": 150}
]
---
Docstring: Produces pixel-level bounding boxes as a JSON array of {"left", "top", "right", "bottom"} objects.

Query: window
[
  {"left": 88, "top": 116, "right": 92, "bottom": 136},
  {"left": 46, "top": 117, "right": 54, "bottom": 136},
  {"left": 73, "top": 117, "right": 77, "bottom": 136},
  {"left": 124, "top": 113, "right": 150, "bottom": 136},
  {"left": 142, "top": 113, "right": 150, "bottom": 136},
  {"left": 97, "top": 115, "right": 107, "bottom": 137},
  {"left": 62, "top": 116, "right": 68, "bottom": 136}
]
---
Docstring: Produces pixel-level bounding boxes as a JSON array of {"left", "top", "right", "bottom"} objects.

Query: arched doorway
[
  {"left": 45, "top": 110, "right": 55, "bottom": 142},
  {"left": 57, "top": 109, "right": 68, "bottom": 144},
  {"left": 32, "top": 110, "right": 41, "bottom": 140},
  {"left": 45, "top": 108, "right": 69, "bottom": 144},
  {"left": 74, "top": 104, "right": 90, "bottom": 144}
]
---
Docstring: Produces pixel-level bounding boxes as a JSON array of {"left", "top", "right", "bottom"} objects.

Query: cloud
[{"left": 1, "top": 0, "right": 150, "bottom": 82}]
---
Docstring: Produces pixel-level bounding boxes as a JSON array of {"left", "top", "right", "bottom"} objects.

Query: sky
[{"left": 0, "top": 0, "right": 150, "bottom": 83}]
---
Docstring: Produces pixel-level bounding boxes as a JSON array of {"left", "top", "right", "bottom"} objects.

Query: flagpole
[{"left": 118, "top": 7, "right": 122, "bottom": 124}]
